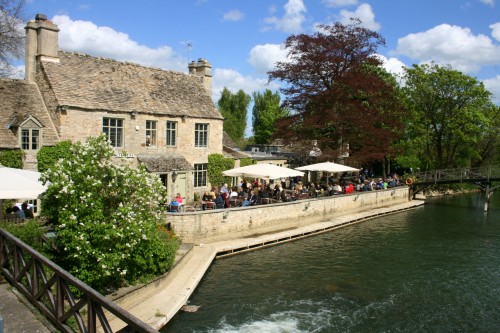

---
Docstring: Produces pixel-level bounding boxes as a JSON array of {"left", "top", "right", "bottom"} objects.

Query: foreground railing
[{"left": 0, "top": 228, "right": 158, "bottom": 333}]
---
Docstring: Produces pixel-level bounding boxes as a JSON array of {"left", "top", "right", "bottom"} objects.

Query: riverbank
[{"left": 106, "top": 199, "right": 425, "bottom": 331}]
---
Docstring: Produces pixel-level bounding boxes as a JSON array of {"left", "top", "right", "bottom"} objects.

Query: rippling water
[{"left": 162, "top": 193, "right": 500, "bottom": 333}]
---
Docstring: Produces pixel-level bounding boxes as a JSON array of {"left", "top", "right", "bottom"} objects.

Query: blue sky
[{"left": 22, "top": 0, "right": 500, "bottom": 134}]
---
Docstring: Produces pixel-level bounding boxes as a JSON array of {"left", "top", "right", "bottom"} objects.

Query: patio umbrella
[
  {"left": 295, "top": 161, "right": 360, "bottom": 173},
  {"left": 0, "top": 167, "right": 48, "bottom": 199},
  {"left": 223, "top": 164, "right": 304, "bottom": 180}
]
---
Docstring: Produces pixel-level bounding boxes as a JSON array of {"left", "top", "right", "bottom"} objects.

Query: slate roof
[
  {"left": 137, "top": 154, "right": 193, "bottom": 173},
  {"left": 223, "top": 146, "right": 252, "bottom": 159},
  {"left": 0, "top": 79, "right": 59, "bottom": 149},
  {"left": 41, "top": 51, "right": 223, "bottom": 120}
]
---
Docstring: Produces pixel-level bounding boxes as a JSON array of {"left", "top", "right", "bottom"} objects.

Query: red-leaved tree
[{"left": 268, "top": 20, "right": 405, "bottom": 165}]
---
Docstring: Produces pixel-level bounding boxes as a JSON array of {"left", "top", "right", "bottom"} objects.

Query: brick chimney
[
  {"left": 25, "top": 14, "right": 60, "bottom": 82},
  {"left": 188, "top": 58, "right": 212, "bottom": 96}
]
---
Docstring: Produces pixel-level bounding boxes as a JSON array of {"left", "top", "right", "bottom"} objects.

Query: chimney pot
[{"left": 35, "top": 13, "right": 47, "bottom": 21}]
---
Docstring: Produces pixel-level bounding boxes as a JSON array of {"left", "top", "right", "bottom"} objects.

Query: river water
[{"left": 162, "top": 193, "right": 500, "bottom": 333}]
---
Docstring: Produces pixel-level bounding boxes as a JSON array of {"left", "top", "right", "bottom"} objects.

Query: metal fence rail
[
  {"left": 412, "top": 166, "right": 500, "bottom": 184},
  {"left": 0, "top": 228, "right": 159, "bottom": 333}
]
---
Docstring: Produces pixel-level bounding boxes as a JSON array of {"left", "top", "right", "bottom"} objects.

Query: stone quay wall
[{"left": 169, "top": 187, "right": 410, "bottom": 243}]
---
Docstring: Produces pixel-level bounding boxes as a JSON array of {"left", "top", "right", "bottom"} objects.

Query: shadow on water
[{"left": 162, "top": 192, "right": 500, "bottom": 333}]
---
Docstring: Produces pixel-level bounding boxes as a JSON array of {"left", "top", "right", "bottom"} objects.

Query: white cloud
[
  {"left": 264, "top": 0, "right": 307, "bottom": 33},
  {"left": 322, "top": 0, "right": 359, "bottom": 7},
  {"left": 212, "top": 68, "right": 280, "bottom": 101},
  {"left": 339, "top": 3, "right": 380, "bottom": 31},
  {"left": 376, "top": 54, "right": 407, "bottom": 79},
  {"left": 248, "top": 44, "right": 288, "bottom": 74},
  {"left": 479, "top": 0, "right": 495, "bottom": 7},
  {"left": 393, "top": 24, "right": 500, "bottom": 73},
  {"left": 52, "top": 15, "right": 186, "bottom": 72},
  {"left": 483, "top": 75, "right": 500, "bottom": 104},
  {"left": 491, "top": 22, "right": 500, "bottom": 42},
  {"left": 222, "top": 10, "right": 244, "bottom": 22}
]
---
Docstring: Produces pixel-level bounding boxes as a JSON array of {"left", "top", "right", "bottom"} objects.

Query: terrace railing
[{"left": 0, "top": 228, "right": 159, "bottom": 333}]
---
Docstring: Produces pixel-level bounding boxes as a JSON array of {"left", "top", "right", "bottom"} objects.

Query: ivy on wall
[
  {"left": 208, "top": 154, "right": 235, "bottom": 189},
  {"left": 0, "top": 150, "right": 24, "bottom": 168},
  {"left": 240, "top": 157, "right": 255, "bottom": 167},
  {"left": 37, "top": 140, "right": 73, "bottom": 172}
]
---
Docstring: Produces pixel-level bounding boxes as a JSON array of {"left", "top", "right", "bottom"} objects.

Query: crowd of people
[{"left": 195, "top": 174, "right": 404, "bottom": 210}]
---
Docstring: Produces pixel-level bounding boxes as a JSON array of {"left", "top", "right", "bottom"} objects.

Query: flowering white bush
[{"left": 41, "top": 136, "right": 178, "bottom": 292}]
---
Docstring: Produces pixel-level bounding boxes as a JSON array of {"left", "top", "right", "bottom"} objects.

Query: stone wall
[
  {"left": 169, "top": 187, "right": 410, "bottom": 243},
  {"left": 58, "top": 109, "right": 223, "bottom": 167}
]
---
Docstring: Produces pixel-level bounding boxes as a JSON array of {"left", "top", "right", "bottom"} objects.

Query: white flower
[
  {"left": 142, "top": 234, "right": 147, "bottom": 240},
  {"left": 70, "top": 214, "right": 76, "bottom": 220}
]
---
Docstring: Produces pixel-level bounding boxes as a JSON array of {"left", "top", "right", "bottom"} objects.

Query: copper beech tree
[{"left": 268, "top": 20, "right": 405, "bottom": 165}]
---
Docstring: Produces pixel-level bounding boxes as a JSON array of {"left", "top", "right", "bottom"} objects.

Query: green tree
[
  {"left": 40, "top": 135, "right": 178, "bottom": 293},
  {"left": 401, "top": 63, "right": 494, "bottom": 169},
  {"left": 268, "top": 20, "right": 404, "bottom": 163},
  {"left": 36, "top": 140, "right": 73, "bottom": 172},
  {"left": 0, "top": 0, "right": 25, "bottom": 77},
  {"left": 252, "top": 90, "right": 289, "bottom": 144},
  {"left": 218, "top": 87, "right": 251, "bottom": 144}
]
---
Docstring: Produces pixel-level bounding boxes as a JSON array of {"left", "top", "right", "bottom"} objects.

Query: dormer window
[{"left": 19, "top": 116, "right": 43, "bottom": 151}]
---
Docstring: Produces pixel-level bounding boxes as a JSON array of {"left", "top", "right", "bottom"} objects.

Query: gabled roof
[
  {"left": 41, "top": 51, "right": 223, "bottom": 120},
  {"left": 0, "top": 79, "right": 59, "bottom": 149}
]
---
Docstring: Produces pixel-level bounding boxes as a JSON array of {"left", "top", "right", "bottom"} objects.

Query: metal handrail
[
  {"left": 0, "top": 228, "right": 159, "bottom": 333},
  {"left": 412, "top": 166, "right": 500, "bottom": 184}
]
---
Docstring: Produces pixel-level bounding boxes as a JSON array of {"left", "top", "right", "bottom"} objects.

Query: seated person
[
  {"left": 238, "top": 188, "right": 248, "bottom": 199},
  {"left": 259, "top": 190, "right": 270, "bottom": 199},
  {"left": 243, "top": 190, "right": 257, "bottom": 206},
  {"left": 280, "top": 189, "right": 290, "bottom": 202},
  {"left": 168, "top": 198, "right": 180, "bottom": 212},
  {"left": 12, "top": 206, "right": 26, "bottom": 219},
  {"left": 201, "top": 191, "right": 211, "bottom": 210},
  {"left": 230, "top": 186, "right": 239, "bottom": 198},
  {"left": 214, "top": 192, "right": 225, "bottom": 209},
  {"left": 332, "top": 183, "right": 342, "bottom": 194},
  {"left": 175, "top": 193, "right": 183, "bottom": 204},
  {"left": 273, "top": 184, "right": 281, "bottom": 198},
  {"left": 21, "top": 202, "right": 34, "bottom": 219}
]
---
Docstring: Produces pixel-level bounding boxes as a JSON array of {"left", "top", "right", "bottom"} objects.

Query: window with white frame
[
  {"left": 21, "top": 128, "right": 40, "bottom": 150},
  {"left": 194, "top": 123, "right": 208, "bottom": 147},
  {"left": 146, "top": 120, "right": 157, "bottom": 146},
  {"left": 166, "top": 121, "right": 177, "bottom": 146},
  {"left": 194, "top": 163, "right": 207, "bottom": 187},
  {"left": 102, "top": 118, "right": 123, "bottom": 148}
]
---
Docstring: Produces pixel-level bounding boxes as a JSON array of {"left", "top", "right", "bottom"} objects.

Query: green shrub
[
  {"left": 40, "top": 135, "right": 179, "bottom": 293},
  {"left": 0, "top": 150, "right": 24, "bottom": 168},
  {"left": 0, "top": 219, "right": 49, "bottom": 254},
  {"left": 37, "top": 140, "right": 73, "bottom": 172}
]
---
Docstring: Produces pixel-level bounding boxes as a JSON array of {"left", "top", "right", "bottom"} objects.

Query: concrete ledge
[{"left": 169, "top": 187, "right": 410, "bottom": 243}]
